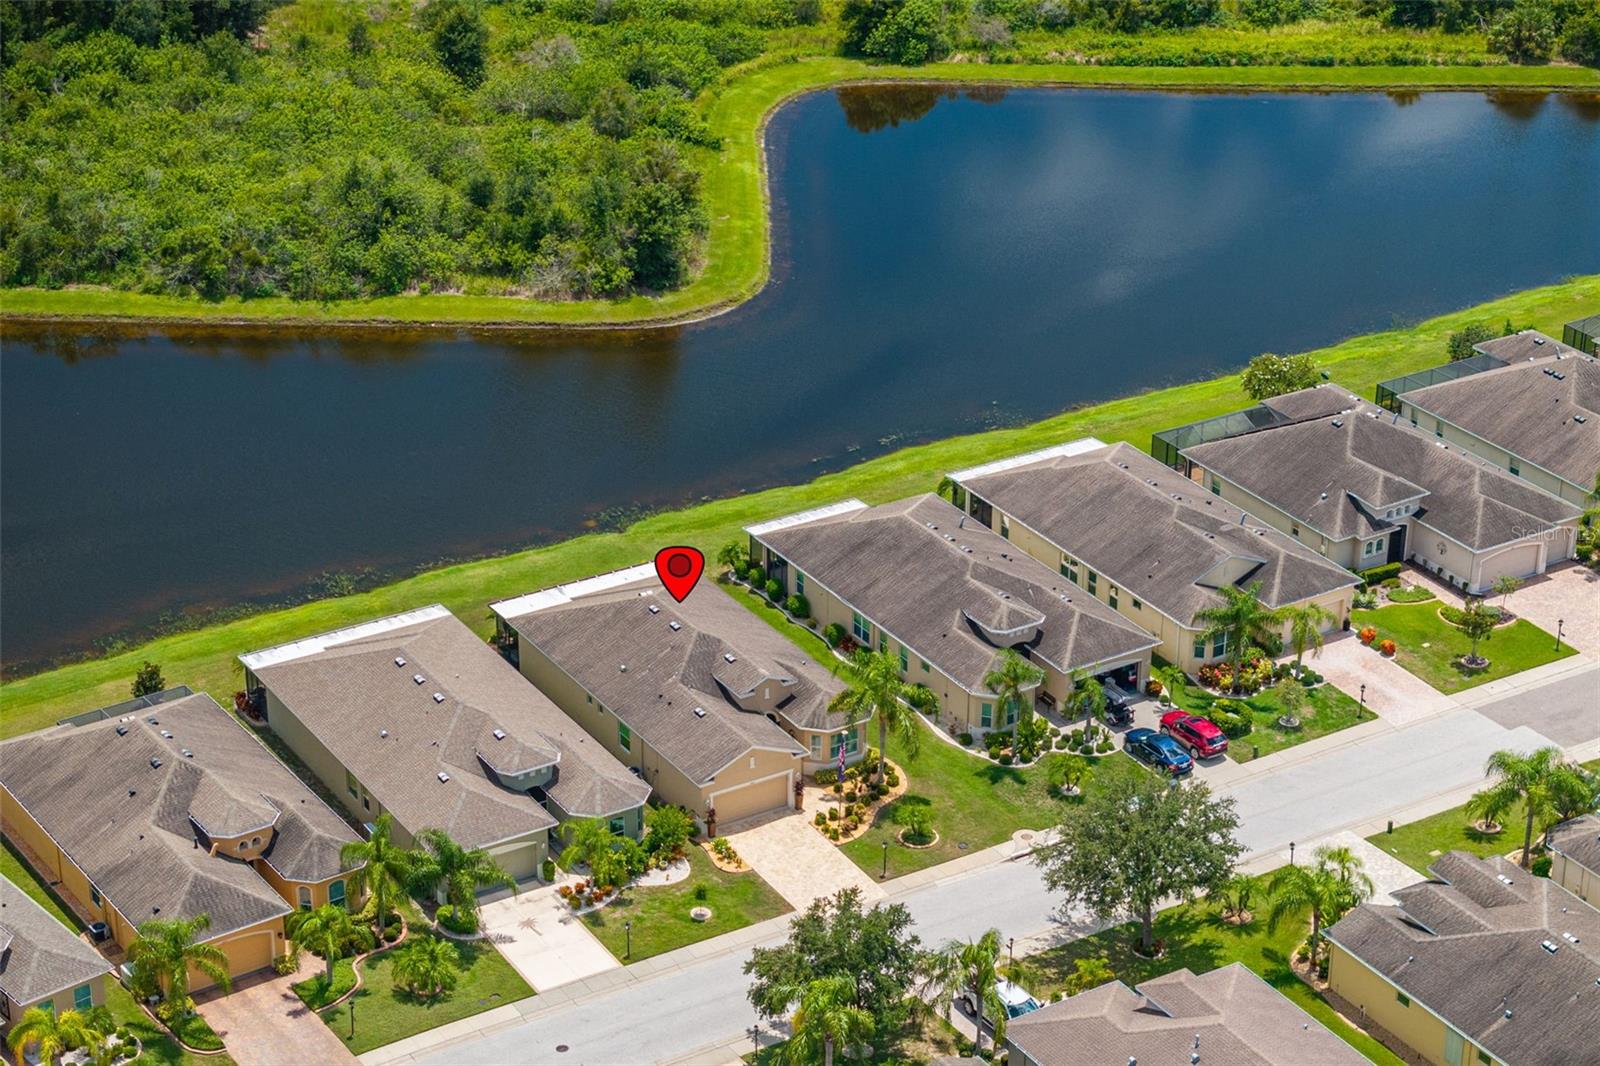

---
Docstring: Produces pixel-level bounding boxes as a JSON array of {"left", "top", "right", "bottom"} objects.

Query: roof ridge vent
[
  {"left": 693, "top": 707, "right": 707, "bottom": 718},
  {"left": 149, "top": 756, "right": 162, "bottom": 769},
  {"left": 160, "top": 729, "right": 173, "bottom": 739},
  {"left": 413, "top": 673, "right": 426, "bottom": 685},
  {"left": 648, "top": 604, "right": 660, "bottom": 614},
  {"left": 394, "top": 656, "right": 407, "bottom": 667},
  {"left": 1331, "top": 419, "right": 1344, "bottom": 428},
  {"left": 723, "top": 652, "right": 737, "bottom": 663},
  {"left": 437, "top": 772, "right": 450, "bottom": 783},
  {"left": 492, "top": 728, "right": 506, "bottom": 740},
  {"left": 669, "top": 621, "right": 682, "bottom": 631},
  {"left": 181, "top": 748, "right": 193, "bottom": 758},
  {"left": 432, "top": 692, "right": 446, "bottom": 703}
]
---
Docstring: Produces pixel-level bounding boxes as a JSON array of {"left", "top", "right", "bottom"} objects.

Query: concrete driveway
[
  {"left": 1307, "top": 632, "right": 1456, "bottom": 725},
  {"left": 195, "top": 968, "right": 357, "bottom": 1066},
  {"left": 1497, "top": 562, "right": 1600, "bottom": 654},
  {"left": 477, "top": 883, "right": 619, "bottom": 993},
  {"left": 721, "top": 810, "right": 883, "bottom": 910}
]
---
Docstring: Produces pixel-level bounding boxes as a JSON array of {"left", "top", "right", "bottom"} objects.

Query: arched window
[
  {"left": 237, "top": 840, "right": 248, "bottom": 851},
  {"left": 328, "top": 880, "right": 346, "bottom": 909},
  {"left": 297, "top": 886, "right": 312, "bottom": 910}
]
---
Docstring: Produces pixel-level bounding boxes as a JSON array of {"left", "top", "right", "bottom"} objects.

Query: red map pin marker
[{"left": 654, "top": 546, "right": 705, "bottom": 603}]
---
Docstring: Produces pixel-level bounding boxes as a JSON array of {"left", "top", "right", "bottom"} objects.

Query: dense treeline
[
  {"left": 1, "top": 0, "right": 812, "bottom": 301},
  {"left": 2, "top": 0, "right": 1594, "bottom": 305}
]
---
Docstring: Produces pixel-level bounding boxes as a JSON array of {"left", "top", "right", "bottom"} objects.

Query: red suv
[{"left": 1160, "top": 711, "right": 1229, "bottom": 758}]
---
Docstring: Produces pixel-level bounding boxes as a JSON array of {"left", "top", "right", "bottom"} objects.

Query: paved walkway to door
[
  {"left": 720, "top": 810, "right": 884, "bottom": 911},
  {"left": 195, "top": 968, "right": 358, "bottom": 1066}
]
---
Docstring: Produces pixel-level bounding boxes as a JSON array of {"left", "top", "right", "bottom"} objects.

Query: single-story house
[
  {"left": 1177, "top": 387, "right": 1581, "bottom": 595},
  {"left": 1005, "top": 962, "right": 1367, "bottom": 1066},
  {"left": 1388, "top": 331, "right": 1599, "bottom": 506},
  {"left": 241, "top": 605, "right": 649, "bottom": 882},
  {"left": 950, "top": 439, "right": 1360, "bottom": 674},
  {"left": 745, "top": 495, "right": 1158, "bottom": 736},
  {"left": 0, "top": 693, "right": 359, "bottom": 988},
  {"left": 0, "top": 876, "right": 113, "bottom": 1027},
  {"left": 1547, "top": 813, "right": 1600, "bottom": 910},
  {"left": 492, "top": 566, "right": 860, "bottom": 828},
  {"left": 1563, "top": 311, "right": 1599, "bottom": 356},
  {"left": 1325, "top": 851, "right": 1600, "bottom": 1066}
]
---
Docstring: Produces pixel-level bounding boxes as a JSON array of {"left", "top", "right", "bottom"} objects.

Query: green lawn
[
  {"left": 318, "top": 933, "right": 532, "bottom": 1056},
  {"left": 1010, "top": 896, "right": 1404, "bottom": 1066},
  {"left": 1351, "top": 602, "right": 1575, "bottom": 693},
  {"left": 292, "top": 957, "right": 358, "bottom": 1011},
  {"left": 1156, "top": 663, "right": 1376, "bottom": 762},
  {"left": 1, "top": 838, "right": 235, "bottom": 1066},
  {"left": 1366, "top": 758, "right": 1600, "bottom": 875},
  {"left": 581, "top": 846, "right": 790, "bottom": 964},
  {"left": 3, "top": 280, "right": 1596, "bottom": 734}
]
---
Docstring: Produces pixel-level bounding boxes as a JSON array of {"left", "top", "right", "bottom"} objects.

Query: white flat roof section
[
  {"left": 490, "top": 562, "right": 657, "bottom": 620},
  {"left": 744, "top": 499, "right": 869, "bottom": 538},
  {"left": 239, "top": 603, "right": 453, "bottom": 670},
  {"left": 948, "top": 437, "right": 1109, "bottom": 483}
]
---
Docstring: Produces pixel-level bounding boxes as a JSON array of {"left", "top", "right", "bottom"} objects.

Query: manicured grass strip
[
  {"left": 293, "top": 957, "right": 358, "bottom": 1010},
  {"left": 319, "top": 933, "right": 532, "bottom": 1056},
  {"left": 1012, "top": 896, "right": 1405, "bottom": 1066},
  {"left": 3, "top": 55, "right": 1594, "bottom": 330},
  {"left": 1366, "top": 758, "right": 1600, "bottom": 875},
  {"left": 2, "top": 280, "right": 1595, "bottom": 734},
  {"left": 581, "top": 846, "right": 790, "bottom": 964},
  {"left": 1156, "top": 666, "right": 1375, "bottom": 762},
  {"left": 1, "top": 836, "right": 83, "bottom": 928},
  {"left": 1351, "top": 602, "right": 1575, "bottom": 694},
  {"left": 165, "top": 1010, "right": 225, "bottom": 1052}
]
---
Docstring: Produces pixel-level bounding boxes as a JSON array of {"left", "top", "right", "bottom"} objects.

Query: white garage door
[{"left": 1479, "top": 542, "right": 1541, "bottom": 587}]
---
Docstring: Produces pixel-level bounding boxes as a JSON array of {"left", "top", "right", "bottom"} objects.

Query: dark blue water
[{"left": 4, "top": 87, "right": 1597, "bottom": 670}]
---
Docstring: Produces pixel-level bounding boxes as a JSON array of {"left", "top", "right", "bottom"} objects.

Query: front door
[{"left": 1386, "top": 525, "right": 1407, "bottom": 564}]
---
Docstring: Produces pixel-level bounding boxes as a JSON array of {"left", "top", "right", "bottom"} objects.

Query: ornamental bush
[
  {"left": 435, "top": 904, "right": 477, "bottom": 935},
  {"left": 1359, "top": 626, "right": 1378, "bottom": 645},
  {"left": 784, "top": 593, "right": 810, "bottom": 618},
  {"left": 823, "top": 623, "right": 847, "bottom": 648},
  {"left": 763, "top": 578, "right": 783, "bottom": 601},
  {"left": 1358, "top": 562, "right": 1402, "bottom": 587},
  {"left": 1379, "top": 638, "right": 1397, "bottom": 656},
  {"left": 745, "top": 565, "right": 766, "bottom": 586}
]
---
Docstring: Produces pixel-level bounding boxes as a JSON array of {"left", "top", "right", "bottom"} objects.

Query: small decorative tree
[
  {"left": 392, "top": 936, "right": 461, "bottom": 1001},
  {"left": 1452, "top": 599, "right": 1498, "bottom": 668},
  {"left": 716, "top": 541, "right": 748, "bottom": 578},
  {"left": 1063, "top": 955, "right": 1115, "bottom": 997},
  {"left": 1273, "top": 677, "right": 1306, "bottom": 730},
  {"left": 1492, "top": 574, "right": 1521, "bottom": 617},
  {"left": 1043, "top": 753, "right": 1089, "bottom": 798},
  {"left": 132, "top": 660, "right": 165, "bottom": 698}
]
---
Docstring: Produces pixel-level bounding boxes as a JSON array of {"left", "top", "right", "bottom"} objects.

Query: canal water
[{"left": 4, "top": 87, "right": 1597, "bottom": 670}]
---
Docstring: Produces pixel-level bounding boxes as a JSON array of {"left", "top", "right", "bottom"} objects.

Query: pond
[{"left": 3, "top": 86, "right": 1597, "bottom": 671}]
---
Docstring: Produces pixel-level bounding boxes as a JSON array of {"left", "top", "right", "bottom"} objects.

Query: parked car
[
  {"left": 1124, "top": 727, "right": 1194, "bottom": 776},
  {"left": 961, "top": 978, "right": 1043, "bottom": 1027},
  {"left": 1159, "top": 711, "right": 1229, "bottom": 758}
]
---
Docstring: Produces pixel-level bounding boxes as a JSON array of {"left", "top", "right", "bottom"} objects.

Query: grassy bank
[
  {"left": 2, "top": 278, "right": 1596, "bottom": 733},
  {"left": 3, "top": 55, "right": 1595, "bottom": 330}
]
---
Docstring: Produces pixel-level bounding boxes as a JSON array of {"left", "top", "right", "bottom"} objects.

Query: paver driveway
[
  {"left": 195, "top": 968, "right": 357, "bottom": 1066},
  {"left": 1309, "top": 631, "right": 1456, "bottom": 726},
  {"left": 721, "top": 810, "right": 883, "bottom": 910}
]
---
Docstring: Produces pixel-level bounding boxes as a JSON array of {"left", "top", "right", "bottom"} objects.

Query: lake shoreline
[{"left": 4, "top": 58, "right": 1597, "bottom": 334}]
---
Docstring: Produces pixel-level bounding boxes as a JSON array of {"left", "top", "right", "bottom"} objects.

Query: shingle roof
[
  {"left": 246, "top": 609, "right": 647, "bottom": 846},
  {"left": 0, "top": 694, "right": 355, "bottom": 938},
  {"left": 750, "top": 495, "right": 1158, "bottom": 694},
  {"left": 1326, "top": 852, "right": 1600, "bottom": 1066},
  {"left": 1402, "top": 335, "right": 1600, "bottom": 489},
  {"left": 0, "top": 876, "right": 112, "bottom": 1007},
  {"left": 497, "top": 574, "right": 823, "bottom": 785},
  {"left": 957, "top": 442, "right": 1357, "bottom": 628},
  {"left": 1006, "top": 963, "right": 1367, "bottom": 1066},
  {"left": 1183, "top": 393, "right": 1580, "bottom": 549},
  {"left": 1548, "top": 814, "right": 1600, "bottom": 878}
]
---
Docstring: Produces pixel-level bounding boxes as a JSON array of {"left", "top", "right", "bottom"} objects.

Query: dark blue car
[{"left": 1124, "top": 727, "right": 1194, "bottom": 776}]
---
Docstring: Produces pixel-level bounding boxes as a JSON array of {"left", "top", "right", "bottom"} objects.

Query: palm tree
[
  {"left": 288, "top": 904, "right": 370, "bottom": 985},
  {"left": 1063, "top": 955, "right": 1115, "bottom": 997},
  {"left": 412, "top": 829, "right": 517, "bottom": 922},
  {"left": 1492, "top": 575, "right": 1521, "bottom": 616},
  {"left": 1067, "top": 669, "right": 1107, "bottom": 740},
  {"left": 1216, "top": 873, "right": 1258, "bottom": 924},
  {"left": 1044, "top": 753, "right": 1089, "bottom": 798},
  {"left": 127, "top": 914, "right": 231, "bottom": 1009},
  {"left": 1471, "top": 747, "right": 1592, "bottom": 868},
  {"left": 6, "top": 1007, "right": 101, "bottom": 1066},
  {"left": 774, "top": 975, "right": 874, "bottom": 1066},
  {"left": 831, "top": 648, "right": 920, "bottom": 785},
  {"left": 1280, "top": 602, "right": 1334, "bottom": 674},
  {"left": 341, "top": 812, "right": 414, "bottom": 941},
  {"left": 935, "top": 475, "right": 958, "bottom": 502},
  {"left": 928, "top": 928, "right": 1006, "bottom": 1055},
  {"left": 1266, "top": 845, "right": 1373, "bottom": 966},
  {"left": 560, "top": 817, "right": 615, "bottom": 872},
  {"left": 983, "top": 649, "right": 1045, "bottom": 729},
  {"left": 1194, "top": 582, "right": 1281, "bottom": 691},
  {"left": 391, "top": 936, "right": 461, "bottom": 1000}
]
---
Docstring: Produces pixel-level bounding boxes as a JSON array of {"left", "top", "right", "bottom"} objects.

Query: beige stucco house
[
  {"left": 493, "top": 567, "right": 860, "bottom": 829},
  {"left": 0, "top": 876, "right": 112, "bottom": 1027},
  {"left": 1178, "top": 387, "right": 1581, "bottom": 596},
  {"left": 242, "top": 606, "right": 649, "bottom": 882},
  {"left": 1325, "top": 851, "right": 1600, "bottom": 1066},
  {"left": 746, "top": 495, "right": 1157, "bottom": 737},
  {"left": 0, "top": 693, "right": 360, "bottom": 989},
  {"left": 1547, "top": 813, "right": 1600, "bottom": 909},
  {"left": 950, "top": 439, "right": 1359, "bottom": 675}
]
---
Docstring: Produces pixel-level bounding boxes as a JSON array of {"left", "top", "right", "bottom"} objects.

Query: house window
[
  {"left": 810, "top": 734, "right": 821, "bottom": 757},
  {"left": 830, "top": 730, "right": 858, "bottom": 758},
  {"left": 1397, "top": 992, "right": 1410, "bottom": 1007},
  {"left": 1477, "top": 1052, "right": 1491, "bottom": 1065},
  {"left": 609, "top": 817, "right": 626, "bottom": 835},
  {"left": 298, "top": 887, "right": 312, "bottom": 910},
  {"left": 899, "top": 646, "right": 909, "bottom": 673},
  {"left": 329, "top": 880, "right": 346, "bottom": 909},
  {"left": 618, "top": 722, "right": 632, "bottom": 752},
  {"left": 1194, "top": 635, "right": 1206, "bottom": 659},
  {"left": 346, "top": 770, "right": 359, "bottom": 800},
  {"left": 1509, "top": 459, "right": 1520, "bottom": 477},
  {"left": 980, "top": 703, "right": 993, "bottom": 728},
  {"left": 1087, "top": 571, "right": 1098, "bottom": 594},
  {"left": 1290, "top": 523, "right": 1300, "bottom": 538},
  {"left": 878, "top": 634, "right": 887, "bottom": 653},
  {"left": 1060, "top": 556, "right": 1078, "bottom": 583},
  {"left": 1435, "top": 419, "right": 1443, "bottom": 438},
  {"left": 1004, "top": 699, "right": 1019, "bottom": 727},
  {"left": 1210, "top": 477, "right": 1220, "bottom": 496},
  {"left": 794, "top": 572, "right": 805, "bottom": 597},
  {"left": 852, "top": 612, "right": 871, "bottom": 643},
  {"left": 1410, "top": 410, "right": 1418, "bottom": 427},
  {"left": 1212, "top": 632, "right": 1227, "bottom": 657},
  {"left": 1000, "top": 515, "right": 1010, "bottom": 539},
  {"left": 1108, "top": 586, "right": 1119, "bottom": 610},
  {"left": 920, "top": 659, "right": 930, "bottom": 673},
  {"left": 1131, "top": 597, "right": 1142, "bottom": 610},
  {"left": 1363, "top": 537, "right": 1386, "bottom": 558},
  {"left": 89, "top": 885, "right": 101, "bottom": 907},
  {"left": 73, "top": 985, "right": 93, "bottom": 1011}
]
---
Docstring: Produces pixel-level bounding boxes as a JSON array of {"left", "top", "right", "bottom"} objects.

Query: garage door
[
  {"left": 1479, "top": 543, "right": 1541, "bottom": 586},
  {"left": 489, "top": 837, "right": 547, "bottom": 882},
  {"left": 712, "top": 773, "right": 791, "bottom": 824},
  {"left": 206, "top": 928, "right": 276, "bottom": 988}
]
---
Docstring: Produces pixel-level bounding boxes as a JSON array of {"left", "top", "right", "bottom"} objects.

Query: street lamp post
[
  {"left": 1556, "top": 619, "right": 1565, "bottom": 652},
  {"left": 881, "top": 841, "right": 888, "bottom": 880},
  {"left": 349, "top": 995, "right": 356, "bottom": 1041},
  {"left": 625, "top": 920, "right": 632, "bottom": 960},
  {"left": 1359, "top": 684, "right": 1366, "bottom": 708},
  {"left": 1289, "top": 841, "right": 1296, "bottom": 865},
  {"left": 1008, "top": 937, "right": 1015, "bottom": 967}
]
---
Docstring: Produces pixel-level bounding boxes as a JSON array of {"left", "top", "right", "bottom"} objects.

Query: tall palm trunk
[
  {"left": 878, "top": 715, "right": 888, "bottom": 785},
  {"left": 824, "top": 1035, "right": 834, "bottom": 1066},
  {"left": 1522, "top": 804, "right": 1536, "bottom": 868},
  {"left": 971, "top": 983, "right": 987, "bottom": 1056},
  {"left": 1310, "top": 908, "right": 1322, "bottom": 965}
]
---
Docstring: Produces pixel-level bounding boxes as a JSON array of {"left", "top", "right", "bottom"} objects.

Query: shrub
[
  {"left": 1240, "top": 352, "right": 1318, "bottom": 400},
  {"left": 814, "top": 769, "right": 837, "bottom": 786},
  {"left": 1205, "top": 704, "right": 1253, "bottom": 739},
  {"left": 1532, "top": 854, "right": 1553, "bottom": 878},
  {"left": 784, "top": 593, "right": 810, "bottom": 618},
  {"left": 1358, "top": 562, "right": 1402, "bottom": 587},
  {"left": 1447, "top": 322, "right": 1496, "bottom": 361},
  {"left": 998, "top": 752, "right": 1014, "bottom": 765},
  {"left": 814, "top": 811, "right": 827, "bottom": 827},
  {"left": 828, "top": 826, "right": 840, "bottom": 840},
  {"left": 958, "top": 732, "right": 974, "bottom": 746},
  {"left": 1488, "top": 0, "right": 1556, "bottom": 61},
  {"left": 711, "top": 837, "right": 739, "bottom": 864},
  {"left": 693, "top": 883, "right": 709, "bottom": 902},
  {"left": 823, "top": 623, "right": 847, "bottom": 648},
  {"left": 1562, "top": 11, "right": 1600, "bottom": 65},
  {"left": 744, "top": 565, "right": 765, "bottom": 586},
  {"left": 1144, "top": 679, "right": 1164, "bottom": 697},
  {"left": 828, "top": 807, "right": 840, "bottom": 821},
  {"left": 273, "top": 952, "right": 300, "bottom": 976},
  {"left": 885, "top": 769, "right": 899, "bottom": 788},
  {"left": 1055, "top": 735, "right": 1070, "bottom": 749},
  {"left": 435, "top": 904, "right": 477, "bottom": 935},
  {"left": 1381, "top": 577, "right": 1401, "bottom": 589},
  {"left": 1359, "top": 626, "right": 1378, "bottom": 645},
  {"left": 384, "top": 918, "right": 402, "bottom": 941},
  {"left": 1379, "top": 638, "right": 1397, "bottom": 656},
  {"left": 763, "top": 578, "right": 783, "bottom": 601},
  {"left": 906, "top": 684, "right": 939, "bottom": 714}
]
